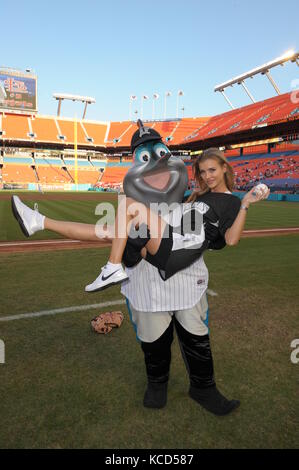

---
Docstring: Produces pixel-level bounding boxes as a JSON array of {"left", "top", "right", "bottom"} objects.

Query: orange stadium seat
[
  {"left": 226, "top": 93, "right": 296, "bottom": 132},
  {"left": 136, "top": 120, "right": 180, "bottom": 145},
  {"left": 273, "top": 142, "right": 299, "bottom": 152},
  {"left": 2, "top": 164, "right": 36, "bottom": 183},
  {"left": 224, "top": 149, "right": 241, "bottom": 157},
  {"left": 105, "top": 120, "right": 188, "bottom": 148},
  {"left": 243, "top": 145, "right": 268, "bottom": 155},
  {"left": 31, "top": 116, "right": 60, "bottom": 143},
  {"left": 106, "top": 121, "right": 134, "bottom": 147},
  {"left": 183, "top": 92, "right": 298, "bottom": 145},
  {"left": 174, "top": 117, "right": 211, "bottom": 145},
  {"left": 68, "top": 168, "right": 101, "bottom": 184},
  {"left": 57, "top": 118, "right": 87, "bottom": 145},
  {"left": 231, "top": 103, "right": 266, "bottom": 133},
  {"left": 231, "top": 153, "right": 299, "bottom": 187},
  {"left": 2, "top": 114, "right": 30, "bottom": 141},
  {"left": 1, "top": 114, "right": 109, "bottom": 148},
  {"left": 1, "top": 93, "right": 298, "bottom": 161},
  {"left": 100, "top": 166, "right": 130, "bottom": 184},
  {"left": 115, "top": 118, "right": 211, "bottom": 148},
  {"left": 266, "top": 98, "right": 299, "bottom": 123},
  {"left": 36, "top": 165, "right": 72, "bottom": 184},
  {"left": 80, "top": 121, "right": 108, "bottom": 146}
]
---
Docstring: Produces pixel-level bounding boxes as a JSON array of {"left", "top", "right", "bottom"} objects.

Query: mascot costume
[{"left": 120, "top": 120, "right": 240, "bottom": 415}]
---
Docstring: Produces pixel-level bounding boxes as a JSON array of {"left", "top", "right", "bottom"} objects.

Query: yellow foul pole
[{"left": 74, "top": 116, "right": 78, "bottom": 190}]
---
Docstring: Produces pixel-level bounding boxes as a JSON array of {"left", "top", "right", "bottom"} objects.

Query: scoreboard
[{"left": 0, "top": 68, "right": 37, "bottom": 114}]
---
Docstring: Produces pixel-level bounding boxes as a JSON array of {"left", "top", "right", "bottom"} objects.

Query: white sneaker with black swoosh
[
  {"left": 85, "top": 263, "right": 129, "bottom": 292},
  {"left": 11, "top": 195, "right": 45, "bottom": 237}
]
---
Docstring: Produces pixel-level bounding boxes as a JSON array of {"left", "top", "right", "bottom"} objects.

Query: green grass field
[
  {"left": 0, "top": 191, "right": 299, "bottom": 449},
  {"left": 1, "top": 190, "right": 299, "bottom": 241}
]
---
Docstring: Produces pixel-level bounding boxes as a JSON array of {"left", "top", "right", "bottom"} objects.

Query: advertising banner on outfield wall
[{"left": 0, "top": 69, "right": 37, "bottom": 113}]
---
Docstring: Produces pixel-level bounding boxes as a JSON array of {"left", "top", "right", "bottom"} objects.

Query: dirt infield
[
  {"left": 0, "top": 228, "right": 298, "bottom": 253},
  {"left": 241, "top": 227, "right": 299, "bottom": 237},
  {"left": 0, "top": 239, "right": 111, "bottom": 253}
]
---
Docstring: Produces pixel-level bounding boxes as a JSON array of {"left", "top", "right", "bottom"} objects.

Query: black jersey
[
  {"left": 146, "top": 191, "right": 241, "bottom": 280},
  {"left": 123, "top": 192, "right": 241, "bottom": 273},
  {"left": 197, "top": 191, "right": 241, "bottom": 249}
]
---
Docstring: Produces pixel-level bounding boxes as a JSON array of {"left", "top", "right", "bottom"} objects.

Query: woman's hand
[
  {"left": 242, "top": 184, "right": 270, "bottom": 207},
  {"left": 225, "top": 184, "right": 270, "bottom": 246}
]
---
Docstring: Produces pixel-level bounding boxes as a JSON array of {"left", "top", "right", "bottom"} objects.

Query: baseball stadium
[{"left": 0, "top": 39, "right": 299, "bottom": 450}]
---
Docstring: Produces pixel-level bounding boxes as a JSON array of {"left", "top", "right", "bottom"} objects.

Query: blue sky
[{"left": 1, "top": 0, "right": 298, "bottom": 121}]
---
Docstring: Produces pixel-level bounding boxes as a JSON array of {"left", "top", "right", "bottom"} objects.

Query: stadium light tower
[
  {"left": 164, "top": 91, "right": 171, "bottom": 119},
  {"left": 214, "top": 49, "right": 299, "bottom": 109},
  {"left": 176, "top": 90, "right": 184, "bottom": 118},
  {"left": 129, "top": 95, "right": 137, "bottom": 121},
  {"left": 140, "top": 95, "right": 149, "bottom": 119},
  {"left": 53, "top": 93, "right": 95, "bottom": 119},
  {"left": 152, "top": 93, "right": 159, "bottom": 120}
]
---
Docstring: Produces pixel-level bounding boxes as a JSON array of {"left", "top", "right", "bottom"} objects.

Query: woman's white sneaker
[
  {"left": 85, "top": 264, "right": 129, "bottom": 292},
  {"left": 11, "top": 195, "right": 45, "bottom": 237}
]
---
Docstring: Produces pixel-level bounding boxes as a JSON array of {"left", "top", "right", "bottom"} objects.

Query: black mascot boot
[
  {"left": 174, "top": 318, "right": 240, "bottom": 416},
  {"left": 188, "top": 385, "right": 240, "bottom": 416},
  {"left": 141, "top": 320, "right": 174, "bottom": 409}
]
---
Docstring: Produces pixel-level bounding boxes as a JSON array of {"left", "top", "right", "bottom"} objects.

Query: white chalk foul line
[
  {"left": 0, "top": 299, "right": 126, "bottom": 322},
  {"left": 206, "top": 289, "right": 218, "bottom": 297},
  {"left": 0, "top": 290, "right": 218, "bottom": 322}
]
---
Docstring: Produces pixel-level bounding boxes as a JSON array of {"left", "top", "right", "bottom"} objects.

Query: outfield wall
[
  {"left": 234, "top": 192, "right": 299, "bottom": 202},
  {"left": 27, "top": 183, "right": 93, "bottom": 191},
  {"left": 184, "top": 190, "right": 299, "bottom": 202},
  {"left": 2, "top": 184, "right": 299, "bottom": 201}
]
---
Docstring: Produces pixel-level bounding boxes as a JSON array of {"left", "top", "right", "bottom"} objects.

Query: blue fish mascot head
[{"left": 123, "top": 120, "right": 188, "bottom": 206}]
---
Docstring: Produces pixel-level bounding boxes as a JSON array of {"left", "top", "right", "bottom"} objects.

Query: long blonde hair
[{"left": 187, "top": 148, "right": 234, "bottom": 203}]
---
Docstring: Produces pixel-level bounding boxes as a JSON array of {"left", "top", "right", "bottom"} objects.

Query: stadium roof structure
[
  {"left": 214, "top": 50, "right": 299, "bottom": 109},
  {"left": 53, "top": 93, "right": 96, "bottom": 119}
]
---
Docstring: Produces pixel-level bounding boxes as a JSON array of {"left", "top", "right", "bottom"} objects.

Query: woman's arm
[{"left": 225, "top": 186, "right": 270, "bottom": 246}]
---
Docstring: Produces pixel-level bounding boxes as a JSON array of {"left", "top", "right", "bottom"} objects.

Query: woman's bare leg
[
  {"left": 44, "top": 196, "right": 163, "bottom": 250},
  {"left": 11, "top": 195, "right": 114, "bottom": 242},
  {"left": 44, "top": 218, "right": 114, "bottom": 241},
  {"left": 85, "top": 196, "right": 167, "bottom": 292},
  {"left": 108, "top": 196, "right": 166, "bottom": 263}
]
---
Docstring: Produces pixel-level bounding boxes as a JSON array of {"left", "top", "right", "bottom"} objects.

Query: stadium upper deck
[{"left": 0, "top": 91, "right": 298, "bottom": 153}]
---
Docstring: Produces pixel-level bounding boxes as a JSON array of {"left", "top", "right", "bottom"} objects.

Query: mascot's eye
[
  {"left": 137, "top": 150, "right": 150, "bottom": 163},
  {"left": 153, "top": 143, "right": 169, "bottom": 158}
]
